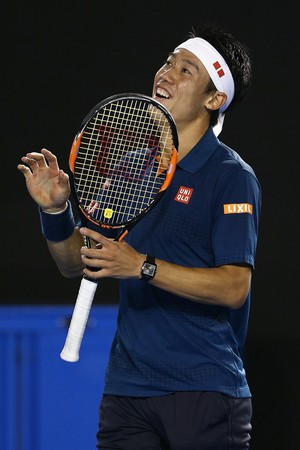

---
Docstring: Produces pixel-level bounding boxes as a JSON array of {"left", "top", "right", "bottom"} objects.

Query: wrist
[
  {"left": 140, "top": 254, "right": 157, "bottom": 281},
  {"left": 38, "top": 200, "right": 75, "bottom": 242},
  {"left": 41, "top": 203, "right": 68, "bottom": 214}
]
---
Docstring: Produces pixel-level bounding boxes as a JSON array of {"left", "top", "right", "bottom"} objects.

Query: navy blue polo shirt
[{"left": 101, "top": 127, "right": 262, "bottom": 398}]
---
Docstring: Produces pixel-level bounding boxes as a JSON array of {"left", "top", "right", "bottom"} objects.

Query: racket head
[{"left": 69, "top": 93, "right": 178, "bottom": 230}]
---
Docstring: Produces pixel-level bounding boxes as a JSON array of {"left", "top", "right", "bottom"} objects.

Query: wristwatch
[{"left": 141, "top": 255, "right": 157, "bottom": 281}]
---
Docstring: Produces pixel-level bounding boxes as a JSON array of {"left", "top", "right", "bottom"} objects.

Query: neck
[{"left": 176, "top": 121, "right": 209, "bottom": 161}]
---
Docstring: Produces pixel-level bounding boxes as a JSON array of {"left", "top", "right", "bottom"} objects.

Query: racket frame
[{"left": 60, "top": 93, "right": 178, "bottom": 362}]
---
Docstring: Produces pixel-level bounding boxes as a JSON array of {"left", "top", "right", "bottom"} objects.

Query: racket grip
[{"left": 60, "top": 277, "right": 98, "bottom": 362}]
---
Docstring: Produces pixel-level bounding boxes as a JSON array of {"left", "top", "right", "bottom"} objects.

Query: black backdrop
[{"left": 2, "top": 1, "right": 299, "bottom": 448}]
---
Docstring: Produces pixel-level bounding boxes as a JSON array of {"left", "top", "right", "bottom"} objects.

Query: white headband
[{"left": 175, "top": 37, "right": 235, "bottom": 135}]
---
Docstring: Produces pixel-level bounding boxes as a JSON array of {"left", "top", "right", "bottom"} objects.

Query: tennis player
[{"left": 18, "top": 22, "right": 261, "bottom": 450}]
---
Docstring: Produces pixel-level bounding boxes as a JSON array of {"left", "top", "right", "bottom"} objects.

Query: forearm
[
  {"left": 47, "top": 228, "right": 85, "bottom": 278},
  {"left": 78, "top": 228, "right": 252, "bottom": 309},
  {"left": 149, "top": 259, "right": 252, "bottom": 309}
]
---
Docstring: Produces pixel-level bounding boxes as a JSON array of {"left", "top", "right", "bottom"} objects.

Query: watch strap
[{"left": 145, "top": 255, "right": 155, "bottom": 265}]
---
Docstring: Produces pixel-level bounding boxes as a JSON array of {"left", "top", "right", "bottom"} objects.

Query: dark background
[{"left": 1, "top": 1, "right": 299, "bottom": 448}]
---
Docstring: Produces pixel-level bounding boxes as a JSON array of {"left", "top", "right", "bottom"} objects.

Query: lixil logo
[{"left": 223, "top": 203, "right": 253, "bottom": 214}]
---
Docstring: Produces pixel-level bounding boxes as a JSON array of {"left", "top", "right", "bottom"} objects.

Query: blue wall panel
[{"left": 0, "top": 305, "right": 118, "bottom": 450}]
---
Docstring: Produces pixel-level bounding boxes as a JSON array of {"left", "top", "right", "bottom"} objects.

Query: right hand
[{"left": 17, "top": 148, "right": 71, "bottom": 212}]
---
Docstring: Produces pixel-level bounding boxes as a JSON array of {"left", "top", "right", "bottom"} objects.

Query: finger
[
  {"left": 58, "top": 169, "right": 70, "bottom": 183},
  {"left": 41, "top": 148, "right": 60, "bottom": 171},
  {"left": 81, "top": 246, "right": 105, "bottom": 260},
  {"left": 81, "top": 252, "right": 101, "bottom": 264},
  {"left": 20, "top": 156, "right": 47, "bottom": 175},
  {"left": 17, "top": 163, "right": 33, "bottom": 176},
  {"left": 21, "top": 156, "right": 39, "bottom": 165},
  {"left": 80, "top": 227, "right": 108, "bottom": 246},
  {"left": 24, "top": 152, "right": 49, "bottom": 168},
  {"left": 19, "top": 156, "right": 41, "bottom": 172},
  {"left": 83, "top": 267, "right": 105, "bottom": 279}
]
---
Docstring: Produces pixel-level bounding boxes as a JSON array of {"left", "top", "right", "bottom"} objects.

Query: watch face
[{"left": 142, "top": 262, "right": 156, "bottom": 278}]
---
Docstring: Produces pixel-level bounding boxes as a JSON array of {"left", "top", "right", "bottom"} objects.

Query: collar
[{"left": 177, "top": 127, "right": 220, "bottom": 173}]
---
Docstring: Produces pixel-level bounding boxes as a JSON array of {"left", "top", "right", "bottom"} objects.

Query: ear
[{"left": 205, "top": 91, "right": 227, "bottom": 111}]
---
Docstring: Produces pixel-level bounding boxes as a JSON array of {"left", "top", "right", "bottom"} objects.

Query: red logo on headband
[{"left": 213, "top": 61, "right": 225, "bottom": 78}]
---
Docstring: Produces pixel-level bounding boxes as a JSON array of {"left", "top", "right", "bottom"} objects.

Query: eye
[
  {"left": 164, "top": 59, "right": 172, "bottom": 68},
  {"left": 182, "top": 67, "right": 191, "bottom": 75}
]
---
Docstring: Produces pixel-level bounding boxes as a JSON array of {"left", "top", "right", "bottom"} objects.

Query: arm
[
  {"left": 18, "top": 148, "right": 84, "bottom": 277},
  {"left": 78, "top": 227, "right": 252, "bottom": 309},
  {"left": 149, "top": 260, "right": 251, "bottom": 309},
  {"left": 47, "top": 228, "right": 85, "bottom": 278}
]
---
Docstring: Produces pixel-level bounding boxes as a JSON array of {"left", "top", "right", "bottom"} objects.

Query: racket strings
[{"left": 74, "top": 99, "right": 175, "bottom": 226}]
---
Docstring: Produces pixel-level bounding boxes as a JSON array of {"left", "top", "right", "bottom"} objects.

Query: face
[{"left": 152, "top": 49, "right": 213, "bottom": 128}]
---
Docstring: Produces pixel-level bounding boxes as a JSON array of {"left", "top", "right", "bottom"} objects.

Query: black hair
[{"left": 188, "top": 22, "right": 252, "bottom": 126}]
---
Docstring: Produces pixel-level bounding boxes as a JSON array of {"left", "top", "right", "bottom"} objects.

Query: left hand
[
  {"left": 80, "top": 227, "right": 144, "bottom": 280},
  {"left": 17, "top": 148, "right": 71, "bottom": 211}
]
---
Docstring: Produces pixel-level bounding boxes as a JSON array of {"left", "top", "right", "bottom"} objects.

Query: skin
[{"left": 17, "top": 48, "right": 251, "bottom": 309}]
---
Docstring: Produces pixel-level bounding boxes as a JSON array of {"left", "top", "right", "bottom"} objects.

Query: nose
[{"left": 160, "top": 67, "right": 175, "bottom": 83}]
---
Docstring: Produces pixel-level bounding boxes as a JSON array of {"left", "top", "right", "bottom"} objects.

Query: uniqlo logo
[
  {"left": 174, "top": 186, "right": 194, "bottom": 204},
  {"left": 213, "top": 61, "right": 225, "bottom": 78}
]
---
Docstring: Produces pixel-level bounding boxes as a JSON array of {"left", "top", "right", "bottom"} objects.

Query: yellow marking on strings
[{"left": 104, "top": 208, "right": 114, "bottom": 219}]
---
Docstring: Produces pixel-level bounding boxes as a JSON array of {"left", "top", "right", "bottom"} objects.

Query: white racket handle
[{"left": 60, "top": 277, "right": 98, "bottom": 362}]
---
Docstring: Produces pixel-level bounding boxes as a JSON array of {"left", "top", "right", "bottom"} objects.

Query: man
[{"left": 18, "top": 23, "right": 261, "bottom": 450}]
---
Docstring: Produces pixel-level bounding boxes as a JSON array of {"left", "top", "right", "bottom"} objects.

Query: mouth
[{"left": 155, "top": 86, "right": 171, "bottom": 99}]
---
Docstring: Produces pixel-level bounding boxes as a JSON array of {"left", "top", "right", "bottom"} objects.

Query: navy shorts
[{"left": 96, "top": 391, "right": 252, "bottom": 450}]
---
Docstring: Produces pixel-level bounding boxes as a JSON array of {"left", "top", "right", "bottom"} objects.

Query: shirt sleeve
[{"left": 212, "top": 168, "right": 262, "bottom": 269}]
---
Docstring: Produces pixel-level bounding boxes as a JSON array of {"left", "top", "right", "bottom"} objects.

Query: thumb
[{"left": 58, "top": 169, "right": 70, "bottom": 183}]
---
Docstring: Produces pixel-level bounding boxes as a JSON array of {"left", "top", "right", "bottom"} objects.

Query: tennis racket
[{"left": 60, "top": 93, "right": 178, "bottom": 362}]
